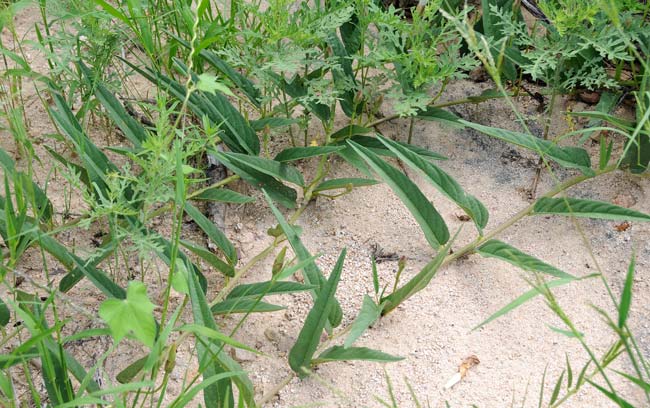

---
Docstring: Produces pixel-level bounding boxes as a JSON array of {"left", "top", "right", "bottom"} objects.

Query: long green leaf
[
  {"left": 473, "top": 277, "right": 594, "bottom": 330},
  {"left": 460, "top": 120, "right": 592, "bottom": 173},
  {"left": 227, "top": 281, "right": 317, "bottom": 299},
  {"left": 477, "top": 240, "right": 575, "bottom": 279},
  {"left": 378, "top": 136, "right": 488, "bottom": 231},
  {"left": 587, "top": 380, "right": 635, "bottom": 408},
  {"left": 415, "top": 107, "right": 463, "bottom": 128},
  {"left": 184, "top": 203, "right": 237, "bottom": 264},
  {"left": 380, "top": 234, "right": 456, "bottom": 315},
  {"left": 210, "top": 299, "right": 285, "bottom": 315},
  {"left": 216, "top": 151, "right": 304, "bottom": 186},
  {"left": 618, "top": 253, "right": 635, "bottom": 328},
  {"left": 289, "top": 249, "right": 346, "bottom": 377},
  {"left": 180, "top": 240, "right": 235, "bottom": 277},
  {"left": 191, "top": 188, "right": 254, "bottom": 204},
  {"left": 274, "top": 146, "right": 344, "bottom": 162},
  {"left": 344, "top": 295, "right": 381, "bottom": 348},
  {"left": 314, "top": 346, "right": 403, "bottom": 364},
  {"left": 264, "top": 191, "right": 342, "bottom": 327},
  {"left": 313, "top": 177, "right": 380, "bottom": 192},
  {"left": 533, "top": 197, "right": 650, "bottom": 221},
  {"left": 349, "top": 141, "right": 449, "bottom": 249},
  {"left": 0, "top": 297, "right": 8, "bottom": 327}
]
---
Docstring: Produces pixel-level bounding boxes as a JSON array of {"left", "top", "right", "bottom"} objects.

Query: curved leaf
[
  {"left": 227, "top": 281, "right": 317, "bottom": 299},
  {"left": 184, "top": 203, "right": 237, "bottom": 264},
  {"left": 344, "top": 295, "right": 381, "bottom": 348},
  {"left": 314, "top": 346, "right": 403, "bottom": 364},
  {"left": 216, "top": 151, "right": 304, "bottom": 186},
  {"left": 533, "top": 197, "right": 650, "bottom": 222},
  {"left": 314, "top": 177, "right": 380, "bottom": 192},
  {"left": 274, "top": 146, "right": 344, "bottom": 162},
  {"left": 477, "top": 239, "right": 575, "bottom": 279},
  {"left": 210, "top": 299, "right": 285, "bottom": 315},
  {"left": 192, "top": 188, "right": 254, "bottom": 204},
  {"left": 289, "top": 249, "right": 346, "bottom": 377},
  {"left": 378, "top": 136, "right": 488, "bottom": 231},
  {"left": 349, "top": 141, "right": 449, "bottom": 249}
]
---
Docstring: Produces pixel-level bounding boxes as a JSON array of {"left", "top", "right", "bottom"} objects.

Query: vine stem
[{"left": 256, "top": 164, "right": 617, "bottom": 406}]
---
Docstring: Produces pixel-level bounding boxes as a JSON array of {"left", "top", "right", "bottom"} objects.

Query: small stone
[
  {"left": 613, "top": 193, "right": 636, "bottom": 208},
  {"left": 577, "top": 90, "right": 601, "bottom": 105},
  {"left": 230, "top": 348, "right": 257, "bottom": 363},
  {"left": 264, "top": 327, "right": 280, "bottom": 343},
  {"left": 469, "top": 66, "right": 489, "bottom": 82}
]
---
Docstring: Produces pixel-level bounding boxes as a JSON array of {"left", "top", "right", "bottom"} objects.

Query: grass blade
[
  {"left": 533, "top": 197, "right": 650, "bottom": 222},
  {"left": 227, "top": 281, "right": 317, "bottom": 299},
  {"left": 184, "top": 203, "right": 236, "bottom": 265},
  {"left": 314, "top": 346, "right": 403, "bottom": 364},
  {"left": 274, "top": 146, "right": 344, "bottom": 162},
  {"left": 618, "top": 253, "right": 635, "bottom": 328}
]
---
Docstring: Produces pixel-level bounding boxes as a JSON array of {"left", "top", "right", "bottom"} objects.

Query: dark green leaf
[
  {"left": 378, "top": 136, "right": 488, "bottom": 231},
  {"left": 289, "top": 249, "right": 346, "bottom": 377},
  {"left": 550, "top": 371, "right": 565, "bottom": 405},
  {"left": 314, "top": 177, "right": 380, "bottom": 192},
  {"left": 460, "top": 120, "right": 592, "bottom": 173},
  {"left": 227, "top": 281, "right": 317, "bottom": 299},
  {"left": 274, "top": 146, "right": 344, "bottom": 162},
  {"left": 477, "top": 240, "right": 574, "bottom": 279},
  {"left": 330, "top": 125, "right": 374, "bottom": 140},
  {"left": 533, "top": 197, "right": 650, "bottom": 222},
  {"left": 192, "top": 188, "right": 254, "bottom": 204},
  {"left": 250, "top": 117, "right": 298, "bottom": 131},
  {"left": 184, "top": 203, "right": 237, "bottom": 264},
  {"left": 416, "top": 107, "right": 462, "bottom": 128},
  {"left": 587, "top": 379, "right": 635, "bottom": 408},
  {"left": 618, "top": 253, "right": 635, "bottom": 328},
  {"left": 210, "top": 299, "right": 285, "bottom": 315},
  {"left": 349, "top": 141, "right": 449, "bottom": 249},
  {"left": 613, "top": 370, "right": 650, "bottom": 392},
  {"left": 314, "top": 346, "right": 403, "bottom": 364},
  {"left": 180, "top": 240, "right": 235, "bottom": 277},
  {"left": 217, "top": 151, "right": 304, "bottom": 186},
  {"left": 116, "top": 356, "right": 147, "bottom": 384},
  {"left": 0, "top": 297, "right": 9, "bottom": 327}
]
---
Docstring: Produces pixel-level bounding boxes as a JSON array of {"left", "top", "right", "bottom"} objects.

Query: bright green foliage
[{"left": 99, "top": 281, "right": 157, "bottom": 348}]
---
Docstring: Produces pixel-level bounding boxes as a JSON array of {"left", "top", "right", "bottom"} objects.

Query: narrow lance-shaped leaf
[
  {"left": 618, "top": 253, "right": 635, "bottom": 328},
  {"left": 349, "top": 141, "right": 449, "bottom": 249},
  {"left": 274, "top": 146, "right": 344, "bottom": 162},
  {"left": 477, "top": 240, "right": 575, "bottom": 279},
  {"left": 378, "top": 136, "right": 488, "bottom": 231},
  {"left": 215, "top": 151, "right": 304, "bottom": 187},
  {"left": 314, "top": 346, "right": 403, "bottom": 364},
  {"left": 210, "top": 299, "right": 285, "bottom": 315},
  {"left": 227, "top": 281, "right": 317, "bottom": 299},
  {"left": 533, "top": 197, "right": 650, "bottom": 222},
  {"left": 460, "top": 120, "right": 592, "bottom": 174},
  {"left": 184, "top": 203, "right": 237, "bottom": 264},
  {"left": 289, "top": 249, "right": 346, "bottom": 377},
  {"left": 264, "top": 191, "right": 343, "bottom": 327},
  {"left": 313, "top": 177, "right": 379, "bottom": 192},
  {"left": 344, "top": 294, "right": 382, "bottom": 348}
]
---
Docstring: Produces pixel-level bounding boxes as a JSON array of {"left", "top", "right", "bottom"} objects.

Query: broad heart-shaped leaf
[
  {"left": 123, "top": 59, "right": 259, "bottom": 156},
  {"left": 274, "top": 146, "right": 344, "bottom": 162},
  {"left": 378, "top": 136, "right": 488, "bottom": 232},
  {"left": 313, "top": 177, "right": 380, "bottom": 192},
  {"left": 191, "top": 187, "right": 254, "bottom": 204},
  {"left": 99, "top": 281, "right": 156, "bottom": 348},
  {"left": 349, "top": 141, "right": 449, "bottom": 249},
  {"left": 344, "top": 295, "right": 381, "bottom": 348},
  {"left": 214, "top": 150, "right": 297, "bottom": 209},
  {"left": 533, "top": 197, "right": 650, "bottom": 222},
  {"left": 184, "top": 203, "right": 237, "bottom": 264},
  {"left": 227, "top": 281, "right": 317, "bottom": 299},
  {"left": 78, "top": 62, "right": 146, "bottom": 148},
  {"left": 477, "top": 240, "right": 575, "bottom": 279},
  {"left": 314, "top": 346, "right": 403, "bottom": 364},
  {"left": 264, "top": 191, "right": 343, "bottom": 328},
  {"left": 460, "top": 120, "right": 592, "bottom": 174},
  {"left": 216, "top": 151, "right": 304, "bottom": 187},
  {"left": 289, "top": 249, "right": 346, "bottom": 377},
  {"left": 380, "top": 234, "right": 456, "bottom": 315}
]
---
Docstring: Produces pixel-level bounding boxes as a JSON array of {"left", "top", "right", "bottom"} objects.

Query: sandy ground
[{"left": 2, "top": 5, "right": 650, "bottom": 408}]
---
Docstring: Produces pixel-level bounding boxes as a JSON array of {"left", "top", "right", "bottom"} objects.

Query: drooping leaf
[
  {"left": 116, "top": 356, "right": 148, "bottom": 384},
  {"left": 274, "top": 146, "right": 344, "bottom": 162},
  {"left": 215, "top": 151, "right": 297, "bottom": 208},
  {"left": 0, "top": 297, "right": 9, "bottom": 327},
  {"left": 330, "top": 125, "right": 374, "bottom": 140},
  {"left": 180, "top": 240, "right": 235, "bottom": 277},
  {"left": 313, "top": 177, "right": 380, "bottom": 192},
  {"left": 314, "top": 345, "right": 403, "bottom": 364},
  {"left": 192, "top": 188, "right": 254, "bottom": 204},
  {"left": 460, "top": 120, "right": 592, "bottom": 173},
  {"left": 216, "top": 151, "right": 304, "bottom": 186},
  {"left": 99, "top": 281, "right": 156, "bottom": 348},
  {"left": 184, "top": 203, "right": 237, "bottom": 264},
  {"left": 349, "top": 141, "right": 449, "bottom": 249},
  {"left": 415, "top": 107, "right": 463, "bottom": 128},
  {"left": 264, "top": 191, "right": 342, "bottom": 327},
  {"left": 378, "top": 136, "right": 488, "bottom": 231},
  {"left": 249, "top": 117, "right": 298, "bottom": 131},
  {"left": 477, "top": 240, "right": 575, "bottom": 279},
  {"left": 533, "top": 197, "right": 650, "bottom": 222},
  {"left": 344, "top": 295, "right": 382, "bottom": 348},
  {"left": 586, "top": 380, "right": 635, "bottom": 408},
  {"left": 227, "top": 281, "right": 317, "bottom": 299},
  {"left": 289, "top": 249, "right": 346, "bottom": 377},
  {"left": 618, "top": 253, "right": 635, "bottom": 328},
  {"left": 210, "top": 299, "right": 285, "bottom": 315},
  {"left": 176, "top": 324, "right": 257, "bottom": 352}
]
